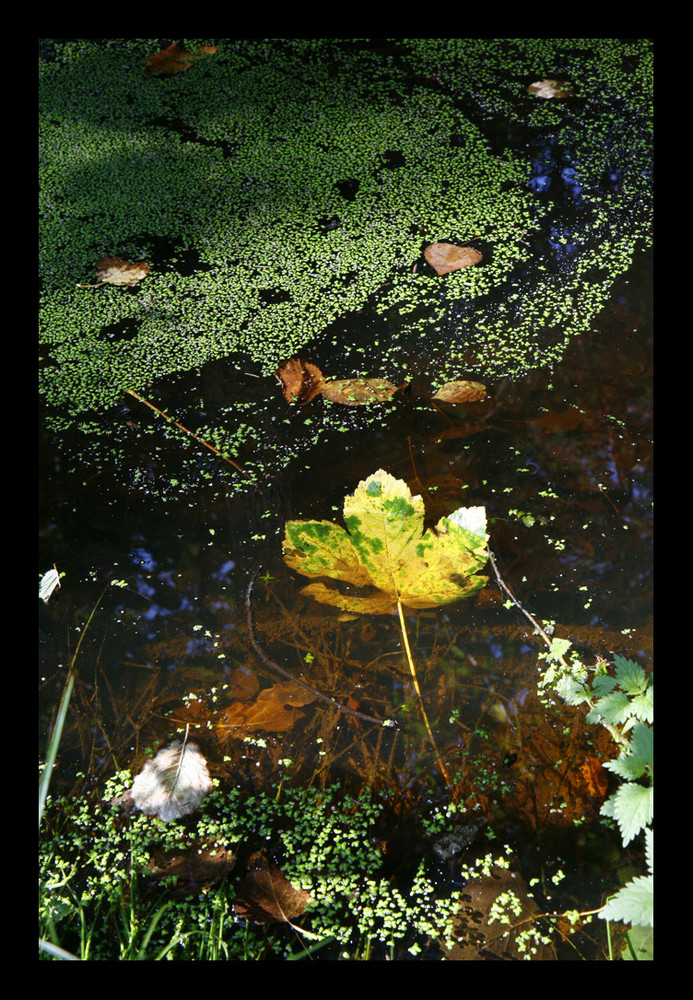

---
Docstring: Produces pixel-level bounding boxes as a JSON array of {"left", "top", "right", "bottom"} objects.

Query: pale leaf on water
[
  {"left": 130, "top": 741, "right": 213, "bottom": 822},
  {"left": 39, "top": 566, "right": 61, "bottom": 604}
]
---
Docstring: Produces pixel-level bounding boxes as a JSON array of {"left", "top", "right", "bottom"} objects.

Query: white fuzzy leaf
[{"left": 130, "top": 741, "right": 212, "bottom": 822}]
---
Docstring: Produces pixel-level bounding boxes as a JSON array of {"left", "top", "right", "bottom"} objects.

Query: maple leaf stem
[{"left": 396, "top": 598, "right": 453, "bottom": 790}]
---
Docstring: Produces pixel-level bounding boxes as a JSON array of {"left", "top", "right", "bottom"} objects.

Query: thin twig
[{"left": 125, "top": 388, "right": 247, "bottom": 475}]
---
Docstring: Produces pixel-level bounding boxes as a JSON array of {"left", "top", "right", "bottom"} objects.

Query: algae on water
[{"left": 39, "top": 39, "right": 652, "bottom": 496}]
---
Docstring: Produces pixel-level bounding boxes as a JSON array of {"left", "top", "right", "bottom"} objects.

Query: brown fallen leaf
[
  {"left": 228, "top": 665, "right": 261, "bottom": 702},
  {"left": 276, "top": 357, "right": 326, "bottom": 404},
  {"left": 77, "top": 257, "right": 150, "bottom": 289},
  {"left": 275, "top": 358, "right": 402, "bottom": 407},
  {"left": 320, "top": 377, "right": 401, "bottom": 406},
  {"left": 527, "top": 79, "right": 573, "bottom": 99},
  {"left": 234, "top": 854, "right": 311, "bottom": 925},
  {"left": 579, "top": 756, "right": 609, "bottom": 799},
  {"left": 145, "top": 42, "right": 218, "bottom": 77},
  {"left": 424, "top": 242, "right": 483, "bottom": 275},
  {"left": 432, "top": 380, "right": 488, "bottom": 404},
  {"left": 216, "top": 680, "right": 316, "bottom": 735},
  {"left": 148, "top": 846, "right": 236, "bottom": 898}
]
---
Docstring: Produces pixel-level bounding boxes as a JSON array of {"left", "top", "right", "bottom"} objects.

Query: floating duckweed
[{"left": 39, "top": 39, "right": 652, "bottom": 497}]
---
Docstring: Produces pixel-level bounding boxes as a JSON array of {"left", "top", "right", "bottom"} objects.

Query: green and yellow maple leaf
[{"left": 282, "top": 469, "right": 488, "bottom": 614}]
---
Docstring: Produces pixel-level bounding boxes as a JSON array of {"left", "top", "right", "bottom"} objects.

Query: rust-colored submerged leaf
[
  {"left": 146, "top": 42, "right": 218, "bottom": 77},
  {"left": 234, "top": 855, "right": 311, "bottom": 925},
  {"left": 424, "top": 242, "right": 482, "bottom": 276},
  {"left": 275, "top": 358, "right": 326, "bottom": 404},
  {"left": 216, "top": 681, "right": 315, "bottom": 734},
  {"left": 432, "top": 380, "right": 488, "bottom": 403}
]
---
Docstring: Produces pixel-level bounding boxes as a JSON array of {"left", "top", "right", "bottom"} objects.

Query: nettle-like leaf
[
  {"left": 282, "top": 469, "right": 488, "bottom": 615},
  {"left": 603, "top": 722, "right": 652, "bottom": 783},
  {"left": 601, "top": 782, "right": 653, "bottom": 846},
  {"left": 600, "top": 873, "right": 653, "bottom": 928}
]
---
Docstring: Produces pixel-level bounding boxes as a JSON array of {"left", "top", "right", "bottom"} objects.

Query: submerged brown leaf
[
  {"left": 216, "top": 680, "right": 315, "bottom": 735},
  {"left": 320, "top": 377, "right": 400, "bottom": 406},
  {"left": 149, "top": 846, "right": 236, "bottom": 898},
  {"left": 145, "top": 42, "right": 218, "bottom": 77},
  {"left": 275, "top": 358, "right": 402, "bottom": 407},
  {"left": 276, "top": 357, "right": 326, "bottom": 404},
  {"left": 432, "top": 380, "right": 488, "bottom": 404},
  {"left": 424, "top": 243, "right": 483, "bottom": 275},
  {"left": 234, "top": 854, "right": 311, "bottom": 924}
]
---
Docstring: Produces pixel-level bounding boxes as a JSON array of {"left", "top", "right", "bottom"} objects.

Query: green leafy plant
[
  {"left": 538, "top": 646, "right": 653, "bottom": 950},
  {"left": 282, "top": 469, "right": 488, "bottom": 785}
]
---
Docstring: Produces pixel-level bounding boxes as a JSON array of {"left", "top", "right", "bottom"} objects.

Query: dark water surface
[
  {"left": 39, "top": 40, "right": 652, "bottom": 957},
  {"left": 39, "top": 243, "right": 651, "bottom": 958}
]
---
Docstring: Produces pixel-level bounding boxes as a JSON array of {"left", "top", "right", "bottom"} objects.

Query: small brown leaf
[
  {"left": 148, "top": 846, "right": 236, "bottom": 897},
  {"left": 234, "top": 855, "right": 311, "bottom": 924},
  {"left": 320, "top": 377, "right": 400, "bottom": 406},
  {"left": 424, "top": 243, "right": 483, "bottom": 275},
  {"left": 527, "top": 79, "right": 573, "bottom": 99},
  {"left": 146, "top": 42, "right": 219, "bottom": 77},
  {"left": 276, "top": 358, "right": 326, "bottom": 404},
  {"left": 432, "top": 380, "right": 488, "bottom": 404},
  {"left": 95, "top": 257, "right": 150, "bottom": 286},
  {"left": 216, "top": 681, "right": 315, "bottom": 735},
  {"left": 228, "top": 665, "right": 260, "bottom": 702},
  {"left": 579, "top": 756, "right": 609, "bottom": 799}
]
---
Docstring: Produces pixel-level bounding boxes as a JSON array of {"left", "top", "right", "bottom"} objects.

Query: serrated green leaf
[
  {"left": 613, "top": 655, "right": 648, "bottom": 696},
  {"left": 586, "top": 689, "right": 632, "bottom": 726},
  {"left": 554, "top": 675, "right": 590, "bottom": 706},
  {"left": 591, "top": 673, "right": 618, "bottom": 697},
  {"left": 645, "top": 827, "right": 653, "bottom": 875},
  {"left": 629, "top": 687, "right": 653, "bottom": 724},
  {"left": 283, "top": 469, "right": 488, "bottom": 614},
  {"left": 603, "top": 721, "right": 652, "bottom": 782},
  {"left": 599, "top": 874, "right": 653, "bottom": 928},
  {"left": 601, "top": 783, "right": 653, "bottom": 845}
]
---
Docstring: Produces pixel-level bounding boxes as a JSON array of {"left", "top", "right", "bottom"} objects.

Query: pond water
[{"left": 39, "top": 39, "right": 652, "bottom": 960}]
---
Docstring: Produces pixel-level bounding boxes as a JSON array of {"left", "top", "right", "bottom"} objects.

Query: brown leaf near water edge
[
  {"left": 216, "top": 680, "right": 316, "bottom": 735},
  {"left": 228, "top": 665, "right": 260, "bottom": 702},
  {"left": 432, "top": 380, "right": 488, "bottom": 404},
  {"left": 234, "top": 854, "right": 311, "bottom": 924},
  {"left": 96, "top": 257, "right": 150, "bottom": 287},
  {"left": 320, "top": 377, "right": 401, "bottom": 406},
  {"left": 424, "top": 243, "right": 483, "bottom": 276},
  {"left": 275, "top": 357, "right": 326, "bottom": 405},
  {"left": 145, "top": 42, "right": 219, "bottom": 76},
  {"left": 148, "top": 846, "right": 237, "bottom": 898},
  {"left": 579, "top": 756, "right": 609, "bottom": 799},
  {"left": 527, "top": 79, "right": 573, "bottom": 99}
]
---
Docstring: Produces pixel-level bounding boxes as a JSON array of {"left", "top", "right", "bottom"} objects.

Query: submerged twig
[
  {"left": 246, "top": 571, "right": 395, "bottom": 728},
  {"left": 124, "top": 388, "right": 247, "bottom": 476}
]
